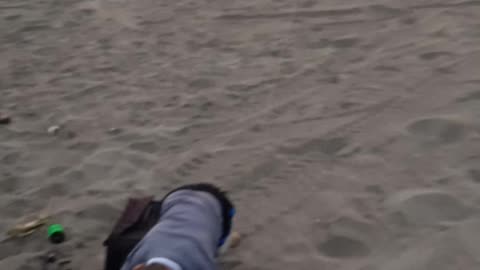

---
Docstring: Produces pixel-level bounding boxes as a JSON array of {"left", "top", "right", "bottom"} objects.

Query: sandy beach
[{"left": 1, "top": 0, "right": 480, "bottom": 269}]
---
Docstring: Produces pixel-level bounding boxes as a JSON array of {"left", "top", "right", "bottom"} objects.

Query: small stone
[
  {"left": 107, "top": 127, "right": 122, "bottom": 135},
  {"left": 46, "top": 252, "right": 57, "bottom": 263},
  {"left": 0, "top": 114, "right": 11, "bottom": 125},
  {"left": 58, "top": 258, "right": 71, "bottom": 265},
  {"left": 48, "top": 125, "right": 61, "bottom": 134}
]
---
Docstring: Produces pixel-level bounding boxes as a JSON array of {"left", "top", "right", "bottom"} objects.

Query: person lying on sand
[{"left": 119, "top": 184, "right": 236, "bottom": 270}]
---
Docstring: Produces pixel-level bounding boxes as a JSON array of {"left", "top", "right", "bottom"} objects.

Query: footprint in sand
[
  {"left": 330, "top": 36, "right": 359, "bottom": 49},
  {"left": 418, "top": 51, "right": 454, "bottom": 61},
  {"left": 188, "top": 78, "right": 217, "bottom": 91},
  {"left": 1, "top": 151, "right": 21, "bottom": 165},
  {"left": 281, "top": 137, "right": 349, "bottom": 157},
  {"left": 75, "top": 203, "right": 120, "bottom": 223},
  {"left": 380, "top": 219, "right": 480, "bottom": 270},
  {"left": 0, "top": 175, "right": 19, "bottom": 194},
  {"left": 314, "top": 215, "right": 374, "bottom": 258},
  {"left": 385, "top": 189, "right": 472, "bottom": 227},
  {"left": 406, "top": 117, "right": 467, "bottom": 145},
  {"left": 468, "top": 169, "right": 480, "bottom": 183},
  {"left": 128, "top": 141, "right": 159, "bottom": 154},
  {"left": 319, "top": 235, "right": 370, "bottom": 258},
  {"left": 456, "top": 90, "right": 480, "bottom": 103},
  {"left": 0, "top": 196, "right": 38, "bottom": 219}
]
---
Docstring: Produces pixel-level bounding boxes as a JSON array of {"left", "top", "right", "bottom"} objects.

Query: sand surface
[{"left": 1, "top": 0, "right": 480, "bottom": 269}]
